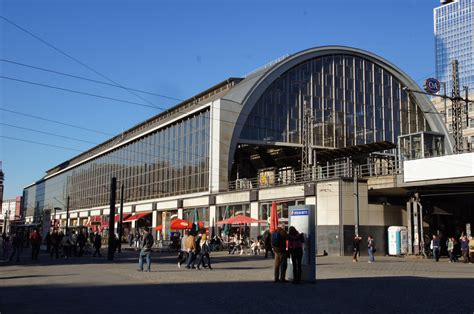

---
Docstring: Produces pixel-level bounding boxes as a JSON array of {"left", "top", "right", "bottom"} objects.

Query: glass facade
[
  {"left": 24, "top": 110, "right": 210, "bottom": 213},
  {"left": 434, "top": 0, "right": 474, "bottom": 93},
  {"left": 240, "top": 55, "right": 429, "bottom": 148}
]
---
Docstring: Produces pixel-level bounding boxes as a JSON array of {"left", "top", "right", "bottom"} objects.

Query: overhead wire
[
  {"left": 0, "top": 15, "right": 162, "bottom": 110},
  {"left": 0, "top": 58, "right": 183, "bottom": 102}
]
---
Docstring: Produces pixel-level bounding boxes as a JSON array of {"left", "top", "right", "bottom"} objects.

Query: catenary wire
[
  {"left": 0, "top": 58, "right": 184, "bottom": 102},
  {"left": 0, "top": 15, "right": 162, "bottom": 110}
]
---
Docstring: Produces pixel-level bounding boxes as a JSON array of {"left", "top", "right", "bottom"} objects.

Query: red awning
[
  {"left": 114, "top": 214, "right": 131, "bottom": 222},
  {"left": 124, "top": 212, "right": 151, "bottom": 222}
]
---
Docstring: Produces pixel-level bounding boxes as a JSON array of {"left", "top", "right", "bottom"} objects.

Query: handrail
[{"left": 228, "top": 160, "right": 403, "bottom": 191}]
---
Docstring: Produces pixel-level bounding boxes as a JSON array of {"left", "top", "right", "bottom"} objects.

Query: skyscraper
[{"left": 434, "top": 0, "right": 474, "bottom": 94}]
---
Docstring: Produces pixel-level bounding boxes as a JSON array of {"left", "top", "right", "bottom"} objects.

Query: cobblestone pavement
[{"left": 1, "top": 249, "right": 473, "bottom": 314}]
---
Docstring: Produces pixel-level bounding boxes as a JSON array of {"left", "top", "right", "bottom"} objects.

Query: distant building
[
  {"left": 1, "top": 197, "right": 22, "bottom": 233},
  {"left": 434, "top": 0, "right": 474, "bottom": 93}
]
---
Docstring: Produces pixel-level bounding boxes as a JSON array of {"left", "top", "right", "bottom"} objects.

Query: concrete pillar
[
  {"left": 152, "top": 211, "right": 158, "bottom": 239},
  {"left": 407, "top": 200, "right": 412, "bottom": 255},
  {"left": 250, "top": 201, "right": 259, "bottom": 239},
  {"left": 178, "top": 208, "right": 183, "bottom": 219},
  {"left": 209, "top": 205, "right": 216, "bottom": 226}
]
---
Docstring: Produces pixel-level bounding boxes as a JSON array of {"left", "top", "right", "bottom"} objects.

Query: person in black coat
[
  {"left": 264, "top": 231, "right": 274, "bottom": 259},
  {"left": 352, "top": 234, "right": 362, "bottom": 262},
  {"left": 93, "top": 232, "right": 102, "bottom": 257}
]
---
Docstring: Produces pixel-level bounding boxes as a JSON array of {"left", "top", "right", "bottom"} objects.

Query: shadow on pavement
[
  {"left": 0, "top": 274, "right": 77, "bottom": 280},
  {"left": 1, "top": 276, "right": 473, "bottom": 314}
]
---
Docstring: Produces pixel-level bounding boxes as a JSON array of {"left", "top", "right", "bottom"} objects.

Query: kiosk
[{"left": 287, "top": 205, "right": 316, "bottom": 283}]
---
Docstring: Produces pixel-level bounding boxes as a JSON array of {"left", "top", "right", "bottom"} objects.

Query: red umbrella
[
  {"left": 168, "top": 219, "right": 204, "bottom": 230},
  {"left": 270, "top": 201, "right": 278, "bottom": 232},
  {"left": 155, "top": 225, "right": 163, "bottom": 231},
  {"left": 218, "top": 215, "right": 263, "bottom": 225}
]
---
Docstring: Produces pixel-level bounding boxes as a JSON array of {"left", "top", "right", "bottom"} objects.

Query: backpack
[{"left": 271, "top": 231, "right": 283, "bottom": 248}]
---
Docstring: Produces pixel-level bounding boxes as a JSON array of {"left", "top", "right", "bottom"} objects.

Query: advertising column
[{"left": 288, "top": 205, "right": 316, "bottom": 283}]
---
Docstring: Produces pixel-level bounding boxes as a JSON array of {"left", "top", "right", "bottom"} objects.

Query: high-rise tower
[{"left": 434, "top": 0, "right": 474, "bottom": 93}]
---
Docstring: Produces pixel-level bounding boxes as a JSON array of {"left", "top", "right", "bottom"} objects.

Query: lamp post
[{"left": 118, "top": 183, "right": 124, "bottom": 253}]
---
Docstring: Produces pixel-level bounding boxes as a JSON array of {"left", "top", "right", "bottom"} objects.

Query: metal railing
[{"left": 228, "top": 160, "right": 403, "bottom": 191}]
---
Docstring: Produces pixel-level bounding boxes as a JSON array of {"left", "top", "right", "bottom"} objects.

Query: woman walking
[
  {"left": 196, "top": 234, "right": 212, "bottom": 270},
  {"left": 367, "top": 235, "right": 376, "bottom": 263},
  {"left": 287, "top": 226, "right": 304, "bottom": 284}
]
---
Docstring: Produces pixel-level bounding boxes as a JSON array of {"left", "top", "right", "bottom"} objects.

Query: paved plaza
[{"left": 1, "top": 249, "right": 473, "bottom": 313}]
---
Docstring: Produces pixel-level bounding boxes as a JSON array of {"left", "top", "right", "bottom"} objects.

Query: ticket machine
[{"left": 287, "top": 205, "right": 316, "bottom": 283}]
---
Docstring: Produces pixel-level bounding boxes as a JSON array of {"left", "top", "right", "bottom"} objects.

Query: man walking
[
  {"left": 271, "top": 226, "right": 288, "bottom": 283},
  {"left": 50, "top": 230, "right": 60, "bottom": 259},
  {"left": 432, "top": 234, "right": 441, "bottom": 262},
  {"left": 138, "top": 227, "right": 154, "bottom": 272},
  {"left": 9, "top": 233, "right": 21, "bottom": 263},
  {"left": 93, "top": 231, "right": 102, "bottom": 257},
  {"left": 30, "top": 228, "right": 42, "bottom": 261}
]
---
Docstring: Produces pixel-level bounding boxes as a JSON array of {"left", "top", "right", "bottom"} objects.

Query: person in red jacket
[{"left": 30, "top": 229, "right": 42, "bottom": 261}]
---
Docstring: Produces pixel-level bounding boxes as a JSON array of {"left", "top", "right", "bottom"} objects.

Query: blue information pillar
[{"left": 288, "top": 205, "right": 316, "bottom": 283}]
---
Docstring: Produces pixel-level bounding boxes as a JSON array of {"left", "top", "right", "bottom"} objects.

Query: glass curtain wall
[
  {"left": 240, "top": 55, "right": 430, "bottom": 149},
  {"left": 25, "top": 109, "right": 210, "bottom": 214}
]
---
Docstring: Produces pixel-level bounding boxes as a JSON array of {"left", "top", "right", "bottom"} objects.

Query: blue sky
[{"left": 1, "top": 0, "right": 439, "bottom": 198}]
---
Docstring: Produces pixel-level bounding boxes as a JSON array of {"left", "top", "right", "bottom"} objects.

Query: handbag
[{"left": 372, "top": 247, "right": 376, "bottom": 253}]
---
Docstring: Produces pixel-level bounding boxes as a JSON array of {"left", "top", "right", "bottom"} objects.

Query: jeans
[
  {"left": 368, "top": 248, "right": 375, "bottom": 262},
  {"left": 50, "top": 245, "right": 59, "bottom": 259},
  {"left": 138, "top": 249, "right": 151, "bottom": 271},
  {"left": 290, "top": 248, "right": 303, "bottom": 282},
  {"left": 448, "top": 250, "right": 455, "bottom": 262},
  {"left": 196, "top": 252, "right": 212, "bottom": 269},
  {"left": 32, "top": 244, "right": 40, "bottom": 260},
  {"left": 274, "top": 251, "right": 288, "bottom": 281},
  {"left": 433, "top": 247, "right": 440, "bottom": 262},
  {"left": 10, "top": 246, "right": 20, "bottom": 262},
  {"left": 265, "top": 247, "right": 274, "bottom": 259},
  {"left": 186, "top": 251, "right": 196, "bottom": 268}
]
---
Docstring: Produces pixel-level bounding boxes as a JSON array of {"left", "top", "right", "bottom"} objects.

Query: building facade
[
  {"left": 22, "top": 46, "right": 451, "bottom": 255},
  {"left": 434, "top": 0, "right": 474, "bottom": 93}
]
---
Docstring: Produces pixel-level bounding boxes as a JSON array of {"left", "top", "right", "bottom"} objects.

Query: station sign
[{"left": 423, "top": 78, "right": 441, "bottom": 94}]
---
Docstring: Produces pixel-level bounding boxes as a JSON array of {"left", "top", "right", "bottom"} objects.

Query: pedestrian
[
  {"left": 447, "top": 236, "right": 455, "bottom": 263},
  {"left": 137, "top": 227, "right": 154, "bottom": 272},
  {"left": 271, "top": 226, "right": 288, "bottom": 283},
  {"left": 185, "top": 231, "right": 197, "bottom": 269},
  {"left": 469, "top": 236, "right": 474, "bottom": 263},
  {"left": 93, "top": 231, "right": 102, "bottom": 257},
  {"left": 3, "top": 235, "right": 12, "bottom": 260},
  {"left": 264, "top": 231, "right": 274, "bottom": 259},
  {"left": 287, "top": 226, "right": 304, "bottom": 284},
  {"left": 61, "top": 233, "right": 72, "bottom": 259},
  {"left": 196, "top": 233, "right": 212, "bottom": 270},
  {"left": 178, "top": 230, "right": 189, "bottom": 269},
  {"left": 30, "top": 228, "right": 42, "bottom": 261},
  {"left": 352, "top": 234, "right": 362, "bottom": 262},
  {"left": 128, "top": 232, "right": 133, "bottom": 248},
  {"left": 71, "top": 231, "right": 78, "bottom": 256},
  {"left": 50, "top": 230, "right": 60, "bottom": 259},
  {"left": 77, "top": 231, "right": 86, "bottom": 257},
  {"left": 134, "top": 231, "right": 141, "bottom": 249},
  {"left": 10, "top": 233, "right": 21, "bottom": 263},
  {"left": 431, "top": 234, "right": 441, "bottom": 262},
  {"left": 367, "top": 235, "right": 376, "bottom": 263},
  {"left": 45, "top": 230, "right": 52, "bottom": 253},
  {"left": 459, "top": 234, "right": 469, "bottom": 263}
]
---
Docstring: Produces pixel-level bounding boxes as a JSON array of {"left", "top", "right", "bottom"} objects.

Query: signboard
[{"left": 423, "top": 78, "right": 441, "bottom": 94}]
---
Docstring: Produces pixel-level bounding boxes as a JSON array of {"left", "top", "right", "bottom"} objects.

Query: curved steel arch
[{"left": 223, "top": 46, "right": 452, "bottom": 175}]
